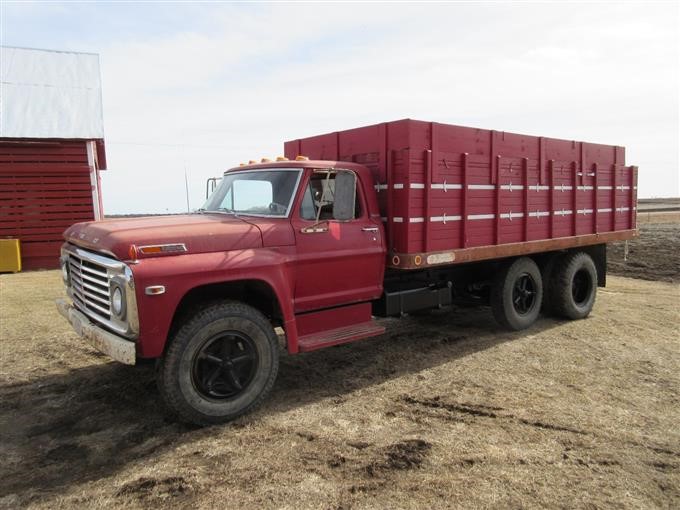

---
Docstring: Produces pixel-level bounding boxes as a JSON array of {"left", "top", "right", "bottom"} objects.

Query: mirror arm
[{"left": 314, "top": 171, "right": 333, "bottom": 224}]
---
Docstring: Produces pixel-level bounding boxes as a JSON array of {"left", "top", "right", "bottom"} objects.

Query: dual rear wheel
[{"left": 491, "top": 251, "right": 598, "bottom": 331}]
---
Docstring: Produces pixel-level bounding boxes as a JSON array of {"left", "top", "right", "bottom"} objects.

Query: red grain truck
[{"left": 56, "top": 119, "right": 638, "bottom": 425}]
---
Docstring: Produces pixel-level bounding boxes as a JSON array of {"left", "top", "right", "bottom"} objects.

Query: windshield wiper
[
  {"left": 194, "top": 207, "right": 237, "bottom": 215},
  {"left": 203, "top": 208, "right": 238, "bottom": 215}
]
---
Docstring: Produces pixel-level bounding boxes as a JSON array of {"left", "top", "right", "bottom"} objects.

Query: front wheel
[
  {"left": 157, "top": 302, "right": 279, "bottom": 425},
  {"left": 491, "top": 257, "right": 543, "bottom": 331}
]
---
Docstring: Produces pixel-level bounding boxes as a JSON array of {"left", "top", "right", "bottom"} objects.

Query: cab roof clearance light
[{"left": 295, "top": 155, "right": 309, "bottom": 161}]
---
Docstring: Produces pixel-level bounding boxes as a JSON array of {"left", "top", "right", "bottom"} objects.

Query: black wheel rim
[
  {"left": 572, "top": 269, "right": 592, "bottom": 306},
  {"left": 512, "top": 273, "right": 537, "bottom": 315},
  {"left": 191, "top": 332, "right": 258, "bottom": 400}
]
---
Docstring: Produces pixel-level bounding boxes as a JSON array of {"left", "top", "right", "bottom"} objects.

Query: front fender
[{"left": 130, "top": 247, "right": 296, "bottom": 358}]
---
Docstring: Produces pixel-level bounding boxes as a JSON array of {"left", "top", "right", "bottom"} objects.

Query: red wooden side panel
[
  {"left": 285, "top": 119, "right": 637, "bottom": 262},
  {"left": 0, "top": 140, "right": 96, "bottom": 270}
]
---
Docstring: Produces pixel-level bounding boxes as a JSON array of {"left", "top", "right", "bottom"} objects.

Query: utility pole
[{"left": 184, "top": 168, "right": 190, "bottom": 213}]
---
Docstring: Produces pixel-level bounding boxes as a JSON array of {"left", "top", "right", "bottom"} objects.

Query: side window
[
  {"left": 300, "top": 185, "right": 316, "bottom": 220},
  {"left": 299, "top": 171, "right": 362, "bottom": 221},
  {"left": 354, "top": 186, "right": 362, "bottom": 218}
]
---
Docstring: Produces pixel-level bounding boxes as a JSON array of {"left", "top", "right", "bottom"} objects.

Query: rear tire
[
  {"left": 549, "top": 252, "right": 597, "bottom": 320},
  {"left": 157, "top": 301, "right": 279, "bottom": 426},
  {"left": 491, "top": 257, "right": 543, "bottom": 331}
]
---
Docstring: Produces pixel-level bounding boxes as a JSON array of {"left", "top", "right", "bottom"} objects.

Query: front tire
[
  {"left": 157, "top": 302, "right": 279, "bottom": 425},
  {"left": 491, "top": 257, "right": 543, "bottom": 331}
]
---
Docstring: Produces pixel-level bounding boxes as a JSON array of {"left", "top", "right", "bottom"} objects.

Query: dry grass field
[{"left": 1, "top": 223, "right": 678, "bottom": 509}]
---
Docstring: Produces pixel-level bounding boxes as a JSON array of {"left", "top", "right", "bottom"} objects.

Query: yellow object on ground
[{"left": 0, "top": 239, "right": 21, "bottom": 273}]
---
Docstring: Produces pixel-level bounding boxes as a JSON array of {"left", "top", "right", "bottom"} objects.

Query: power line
[{"left": 106, "top": 140, "right": 237, "bottom": 149}]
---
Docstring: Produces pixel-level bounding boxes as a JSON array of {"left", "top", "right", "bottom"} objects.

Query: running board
[{"left": 297, "top": 321, "right": 386, "bottom": 352}]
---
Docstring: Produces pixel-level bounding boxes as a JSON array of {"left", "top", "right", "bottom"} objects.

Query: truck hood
[{"left": 64, "top": 214, "right": 264, "bottom": 260}]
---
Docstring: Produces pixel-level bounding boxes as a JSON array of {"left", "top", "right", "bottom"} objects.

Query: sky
[{"left": 1, "top": 1, "right": 678, "bottom": 214}]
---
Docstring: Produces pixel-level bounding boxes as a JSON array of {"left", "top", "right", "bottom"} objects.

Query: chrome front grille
[
  {"left": 61, "top": 245, "right": 139, "bottom": 339},
  {"left": 68, "top": 253, "right": 112, "bottom": 320}
]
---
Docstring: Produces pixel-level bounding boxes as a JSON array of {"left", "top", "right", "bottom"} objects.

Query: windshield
[{"left": 201, "top": 169, "right": 302, "bottom": 217}]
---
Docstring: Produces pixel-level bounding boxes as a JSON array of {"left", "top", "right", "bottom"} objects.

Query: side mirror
[
  {"left": 333, "top": 171, "right": 356, "bottom": 221},
  {"left": 206, "top": 177, "right": 221, "bottom": 199}
]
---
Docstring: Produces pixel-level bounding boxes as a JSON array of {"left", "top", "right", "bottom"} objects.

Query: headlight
[
  {"left": 61, "top": 260, "right": 69, "bottom": 285},
  {"left": 112, "top": 287, "right": 124, "bottom": 317}
]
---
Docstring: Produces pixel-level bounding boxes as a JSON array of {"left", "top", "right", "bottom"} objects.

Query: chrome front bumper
[{"left": 56, "top": 298, "right": 136, "bottom": 365}]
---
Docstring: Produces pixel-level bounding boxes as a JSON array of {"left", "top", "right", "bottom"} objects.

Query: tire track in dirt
[
  {"left": 399, "top": 394, "right": 680, "bottom": 465},
  {"left": 401, "top": 395, "right": 588, "bottom": 434}
]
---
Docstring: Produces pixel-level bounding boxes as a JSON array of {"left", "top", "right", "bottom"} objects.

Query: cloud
[{"left": 3, "top": 2, "right": 678, "bottom": 212}]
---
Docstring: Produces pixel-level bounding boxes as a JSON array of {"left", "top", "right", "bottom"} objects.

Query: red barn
[{"left": 0, "top": 47, "right": 107, "bottom": 270}]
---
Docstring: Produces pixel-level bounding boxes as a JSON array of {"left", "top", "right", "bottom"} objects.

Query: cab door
[{"left": 291, "top": 169, "right": 385, "bottom": 313}]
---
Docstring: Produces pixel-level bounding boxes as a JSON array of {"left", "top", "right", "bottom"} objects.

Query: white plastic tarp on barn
[{"left": 0, "top": 46, "right": 104, "bottom": 139}]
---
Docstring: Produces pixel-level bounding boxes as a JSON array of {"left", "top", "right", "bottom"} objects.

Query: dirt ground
[
  {"left": 1, "top": 228, "right": 679, "bottom": 509},
  {"left": 609, "top": 222, "right": 680, "bottom": 283}
]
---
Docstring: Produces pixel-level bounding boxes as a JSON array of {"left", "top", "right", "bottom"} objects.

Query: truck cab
[{"left": 57, "top": 160, "right": 388, "bottom": 424}]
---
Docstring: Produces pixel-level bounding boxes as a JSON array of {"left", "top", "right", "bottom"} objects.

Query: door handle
[{"left": 362, "top": 227, "right": 379, "bottom": 232}]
